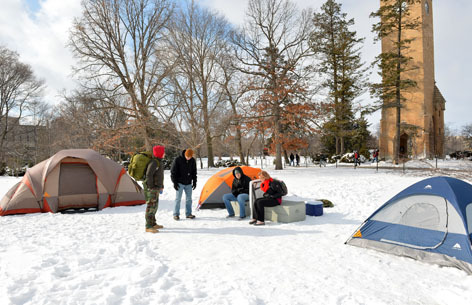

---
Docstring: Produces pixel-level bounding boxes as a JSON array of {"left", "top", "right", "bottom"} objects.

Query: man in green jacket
[{"left": 144, "top": 145, "right": 165, "bottom": 233}]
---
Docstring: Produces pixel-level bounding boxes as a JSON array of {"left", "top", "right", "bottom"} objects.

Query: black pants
[{"left": 253, "top": 197, "right": 279, "bottom": 222}]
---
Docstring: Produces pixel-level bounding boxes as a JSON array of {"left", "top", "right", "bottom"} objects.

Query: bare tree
[
  {"left": 167, "top": 1, "right": 233, "bottom": 167},
  {"left": 462, "top": 123, "right": 472, "bottom": 150},
  {"left": 443, "top": 124, "right": 463, "bottom": 155},
  {"left": 0, "top": 46, "right": 45, "bottom": 164},
  {"left": 232, "top": 0, "right": 313, "bottom": 169},
  {"left": 217, "top": 53, "right": 251, "bottom": 164},
  {"left": 49, "top": 93, "right": 96, "bottom": 152},
  {"left": 69, "top": 0, "right": 175, "bottom": 150},
  {"left": 23, "top": 99, "right": 51, "bottom": 163}
]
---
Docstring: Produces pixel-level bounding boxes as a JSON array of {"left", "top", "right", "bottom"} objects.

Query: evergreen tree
[
  {"left": 370, "top": 0, "right": 421, "bottom": 164},
  {"left": 310, "top": 0, "right": 368, "bottom": 155}
]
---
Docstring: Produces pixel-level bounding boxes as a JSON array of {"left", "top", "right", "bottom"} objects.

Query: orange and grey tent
[
  {"left": 198, "top": 166, "right": 261, "bottom": 209},
  {"left": 0, "top": 149, "right": 145, "bottom": 216}
]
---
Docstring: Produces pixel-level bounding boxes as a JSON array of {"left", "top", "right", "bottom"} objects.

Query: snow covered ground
[{"left": 1, "top": 162, "right": 472, "bottom": 305}]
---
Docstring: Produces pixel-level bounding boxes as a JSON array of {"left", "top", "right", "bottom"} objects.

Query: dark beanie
[{"left": 153, "top": 145, "right": 165, "bottom": 158}]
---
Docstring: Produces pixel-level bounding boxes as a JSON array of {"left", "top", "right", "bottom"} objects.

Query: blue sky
[
  {"left": 1, "top": 0, "right": 471, "bottom": 132},
  {"left": 24, "top": 0, "right": 41, "bottom": 13}
]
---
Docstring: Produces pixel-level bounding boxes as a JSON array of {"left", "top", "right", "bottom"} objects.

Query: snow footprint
[
  {"left": 106, "top": 285, "right": 127, "bottom": 305},
  {"left": 7, "top": 284, "right": 37, "bottom": 305},
  {"left": 53, "top": 264, "right": 71, "bottom": 278},
  {"left": 40, "top": 257, "right": 59, "bottom": 268}
]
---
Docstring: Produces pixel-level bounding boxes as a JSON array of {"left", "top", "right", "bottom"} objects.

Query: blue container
[{"left": 306, "top": 201, "right": 323, "bottom": 216}]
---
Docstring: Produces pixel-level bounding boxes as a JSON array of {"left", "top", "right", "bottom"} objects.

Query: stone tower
[{"left": 379, "top": 0, "right": 445, "bottom": 160}]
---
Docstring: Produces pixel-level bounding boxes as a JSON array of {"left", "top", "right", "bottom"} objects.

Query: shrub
[
  {"left": 318, "top": 199, "right": 334, "bottom": 208},
  {"left": 215, "top": 160, "right": 244, "bottom": 168}
]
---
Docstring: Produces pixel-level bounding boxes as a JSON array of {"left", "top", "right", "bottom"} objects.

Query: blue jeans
[
  {"left": 223, "top": 193, "right": 249, "bottom": 218},
  {"left": 174, "top": 183, "right": 193, "bottom": 217}
]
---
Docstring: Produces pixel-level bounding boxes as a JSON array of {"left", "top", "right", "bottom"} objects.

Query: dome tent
[
  {"left": 346, "top": 176, "right": 472, "bottom": 274},
  {"left": 197, "top": 166, "right": 261, "bottom": 209},
  {"left": 0, "top": 149, "right": 145, "bottom": 215}
]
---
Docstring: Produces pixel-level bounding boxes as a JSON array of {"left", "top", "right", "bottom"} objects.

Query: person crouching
[
  {"left": 249, "top": 170, "right": 283, "bottom": 226},
  {"left": 222, "top": 166, "right": 251, "bottom": 219}
]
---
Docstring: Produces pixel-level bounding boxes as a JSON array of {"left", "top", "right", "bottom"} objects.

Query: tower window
[{"left": 425, "top": 1, "right": 430, "bottom": 15}]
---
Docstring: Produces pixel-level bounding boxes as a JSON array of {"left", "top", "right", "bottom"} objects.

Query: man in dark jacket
[
  {"left": 144, "top": 145, "right": 165, "bottom": 233},
  {"left": 289, "top": 153, "right": 295, "bottom": 166},
  {"left": 170, "top": 148, "right": 197, "bottom": 220},
  {"left": 222, "top": 167, "right": 252, "bottom": 219}
]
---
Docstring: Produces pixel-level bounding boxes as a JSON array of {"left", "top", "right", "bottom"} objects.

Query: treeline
[{"left": 1, "top": 0, "right": 469, "bottom": 171}]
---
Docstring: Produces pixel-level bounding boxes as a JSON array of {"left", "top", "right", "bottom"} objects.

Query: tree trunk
[
  {"left": 274, "top": 105, "right": 283, "bottom": 170},
  {"left": 196, "top": 148, "right": 204, "bottom": 169},
  {"left": 335, "top": 136, "right": 340, "bottom": 155},
  {"left": 236, "top": 126, "right": 245, "bottom": 164},
  {"left": 231, "top": 101, "right": 245, "bottom": 164},
  {"left": 202, "top": 92, "right": 214, "bottom": 167},
  {"left": 394, "top": 2, "right": 403, "bottom": 165}
]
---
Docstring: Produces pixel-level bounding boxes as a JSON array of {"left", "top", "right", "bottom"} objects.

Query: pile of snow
[{"left": 1, "top": 166, "right": 472, "bottom": 304}]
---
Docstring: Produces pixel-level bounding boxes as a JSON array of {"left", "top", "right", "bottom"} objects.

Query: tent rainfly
[
  {"left": 346, "top": 176, "right": 472, "bottom": 274},
  {"left": 198, "top": 166, "right": 261, "bottom": 209},
  {"left": 0, "top": 149, "right": 145, "bottom": 215}
]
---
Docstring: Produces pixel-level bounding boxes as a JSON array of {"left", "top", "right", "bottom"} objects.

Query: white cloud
[{"left": 0, "top": 0, "right": 82, "bottom": 104}]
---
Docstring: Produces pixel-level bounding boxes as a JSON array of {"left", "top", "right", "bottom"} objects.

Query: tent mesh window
[
  {"left": 370, "top": 195, "right": 449, "bottom": 249},
  {"left": 58, "top": 163, "right": 98, "bottom": 209},
  {"left": 466, "top": 203, "right": 472, "bottom": 234},
  {"left": 59, "top": 163, "right": 97, "bottom": 196},
  {"left": 401, "top": 202, "right": 440, "bottom": 230}
]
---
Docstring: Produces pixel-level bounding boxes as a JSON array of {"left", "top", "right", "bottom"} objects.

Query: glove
[
  {"left": 174, "top": 183, "right": 179, "bottom": 191},
  {"left": 192, "top": 181, "right": 197, "bottom": 190}
]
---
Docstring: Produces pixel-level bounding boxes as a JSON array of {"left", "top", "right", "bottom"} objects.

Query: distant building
[
  {"left": 1, "top": 117, "right": 49, "bottom": 165},
  {"left": 379, "top": 0, "right": 445, "bottom": 160}
]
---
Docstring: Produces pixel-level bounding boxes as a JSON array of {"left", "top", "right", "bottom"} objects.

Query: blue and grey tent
[{"left": 346, "top": 176, "right": 472, "bottom": 274}]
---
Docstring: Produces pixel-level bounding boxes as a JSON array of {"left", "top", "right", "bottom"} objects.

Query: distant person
[
  {"left": 249, "top": 171, "right": 284, "bottom": 226},
  {"left": 289, "top": 153, "right": 295, "bottom": 166},
  {"left": 373, "top": 149, "right": 379, "bottom": 163},
  {"left": 295, "top": 153, "right": 300, "bottom": 166},
  {"left": 171, "top": 148, "right": 197, "bottom": 220},
  {"left": 144, "top": 145, "right": 165, "bottom": 234},
  {"left": 354, "top": 151, "right": 360, "bottom": 167},
  {"left": 222, "top": 167, "right": 252, "bottom": 219}
]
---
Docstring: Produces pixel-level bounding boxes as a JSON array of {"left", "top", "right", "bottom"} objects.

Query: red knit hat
[{"left": 153, "top": 145, "right": 165, "bottom": 158}]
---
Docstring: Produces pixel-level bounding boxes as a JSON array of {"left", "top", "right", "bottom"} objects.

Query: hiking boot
[
  {"left": 145, "top": 228, "right": 159, "bottom": 233},
  {"left": 173, "top": 215, "right": 180, "bottom": 221},
  {"left": 226, "top": 215, "right": 235, "bottom": 218},
  {"left": 238, "top": 216, "right": 246, "bottom": 220},
  {"left": 186, "top": 214, "right": 196, "bottom": 219},
  {"left": 249, "top": 219, "right": 257, "bottom": 225},
  {"left": 153, "top": 224, "right": 164, "bottom": 229}
]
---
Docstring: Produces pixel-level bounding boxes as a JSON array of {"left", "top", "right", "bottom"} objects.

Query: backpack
[
  {"left": 274, "top": 179, "right": 288, "bottom": 196},
  {"left": 128, "top": 152, "right": 153, "bottom": 181}
]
